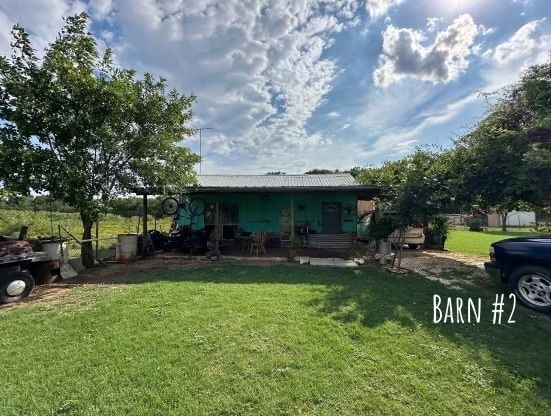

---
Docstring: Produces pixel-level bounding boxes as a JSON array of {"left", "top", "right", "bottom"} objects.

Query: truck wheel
[
  {"left": 408, "top": 244, "right": 419, "bottom": 250},
  {"left": 0, "top": 270, "right": 35, "bottom": 304},
  {"left": 509, "top": 266, "right": 551, "bottom": 313}
]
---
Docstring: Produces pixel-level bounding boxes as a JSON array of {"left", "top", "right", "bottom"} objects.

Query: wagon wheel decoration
[{"left": 161, "top": 197, "right": 180, "bottom": 216}]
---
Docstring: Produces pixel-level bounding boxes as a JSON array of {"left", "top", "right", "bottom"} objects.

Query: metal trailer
[{"left": 0, "top": 249, "right": 53, "bottom": 304}]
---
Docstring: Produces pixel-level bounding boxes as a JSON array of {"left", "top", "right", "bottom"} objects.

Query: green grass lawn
[
  {"left": 1, "top": 264, "right": 550, "bottom": 415},
  {"left": 446, "top": 229, "right": 536, "bottom": 257}
]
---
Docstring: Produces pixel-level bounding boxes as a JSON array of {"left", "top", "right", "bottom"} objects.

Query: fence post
[{"left": 95, "top": 219, "right": 99, "bottom": 261}]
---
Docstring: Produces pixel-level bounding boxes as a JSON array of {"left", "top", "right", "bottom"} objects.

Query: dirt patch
[
  {"left": 1, "top": 251, "right": 494, "bottom": 311},
  {"left": 0, "top": 257, "right": 208, "bottom": 312},
  {"left": 398, "top": 249, "right": 490, "bottom": 289},
  {"left": 0, "top": 255, "right": 295, "bottom": 312}
]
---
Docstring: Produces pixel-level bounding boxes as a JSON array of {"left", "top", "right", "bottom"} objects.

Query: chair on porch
[
  {"left": 279, "top": 232, "right": 291, "bottom": 248},
  {"left": 250, "top": 232, "right": 267, "bottom": 256}
]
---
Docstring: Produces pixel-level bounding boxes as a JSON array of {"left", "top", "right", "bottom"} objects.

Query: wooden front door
[{"left": 322, "top": 202, "right": 341, "bottom": 233}]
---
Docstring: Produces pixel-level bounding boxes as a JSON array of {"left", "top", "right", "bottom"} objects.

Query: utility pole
[{"left": 193, "top": 127, "right": 213, "bottom": 174}]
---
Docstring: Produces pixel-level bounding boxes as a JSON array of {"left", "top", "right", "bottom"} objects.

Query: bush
[
  {"left": 468, "top": 218, "right": 484, "bottom": 232},
  {"left": 431, "top": 215, "right": 452, "bottom": 239},
  {"left": 368, "top": 215, "right": 397, "bottom": 240}
]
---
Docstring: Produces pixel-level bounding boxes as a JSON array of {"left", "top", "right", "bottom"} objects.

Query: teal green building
[{"left": 179, "top": 174, "right": 379, "bottom": 247}]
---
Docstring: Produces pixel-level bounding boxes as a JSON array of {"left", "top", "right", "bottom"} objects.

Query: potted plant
[
  {"left": 367, "top": 214, "right": 397, "bottom": 262},
  {"left": 288, "top": 237, "right": 302, "bottom": 260},
  {"left": 428, "top": 214, "right": 452, "bottom": 250}
]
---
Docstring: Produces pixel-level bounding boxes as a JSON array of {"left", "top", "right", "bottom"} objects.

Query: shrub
[
  {"left": 368, "top": 215, "right": 397, "bottom": 240},
  {"left": 431, "top": 215, "right": 452, "bottom": 239},
  {"left": 468, "top": 218, "right": 484, "bottom": 232}
]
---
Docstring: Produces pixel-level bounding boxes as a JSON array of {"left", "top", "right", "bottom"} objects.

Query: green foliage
[
  {"left": 107, "top": 196, "right": 165, "bottom": 218},
  {"left": 357, "top": 59, "right": 551, "bottom": 229},
  {"left": 0, "top": 13, "right": 198, "bottom": 265},
  {"left": 431, "top": 215, "right": 452, "bottom": 239},
  {"left": 0, "top": 208, "right": 171, "bottom": 249},
  {"left": 358, "top": 148, "right": 454, "bottom": 225},
  {"left": 467, "top": 218, "right": 484, "bottom": 232},
  {"left": 450, "top": 60, "right": 551, "bottom": 216},
  {"left": 304, "top": 167, "right": 362, "bottom": 177},
  {"left": 367, "top": 214, "right": 397, "bottom": 240}
]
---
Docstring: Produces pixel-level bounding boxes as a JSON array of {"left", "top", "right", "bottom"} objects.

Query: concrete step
[{"left": 307, "top": 233, "right": 355, "bottom": 248}]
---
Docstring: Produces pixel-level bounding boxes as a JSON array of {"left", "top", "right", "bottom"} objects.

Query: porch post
[
  {"left": 142, "top": 193, "right": 148, "bottom": 237},
  {"left": 215, "top": 200, "right": 220, "bottom": 251},
  {"left": 290, "top": 193, "right": 295, "bottom": 241}
]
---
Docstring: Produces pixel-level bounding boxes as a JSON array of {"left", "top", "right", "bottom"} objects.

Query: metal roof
[{"left": 196, "top": 174, "right": 360, "bottom": 188}]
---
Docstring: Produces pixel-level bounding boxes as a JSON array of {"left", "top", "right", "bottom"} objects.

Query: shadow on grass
[
  {"left": 19, "top": 262, "right": 551, "bottom": 404},
  {"left": 141, "top": 263, "right": 551, "bottom": 404}
]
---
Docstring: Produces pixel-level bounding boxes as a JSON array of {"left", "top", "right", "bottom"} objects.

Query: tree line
[
  {"left": 356, "top": 59, "right": 551, "bottom": 231},
  {"left": 302, "top": 60, "right": 550, "bottom": 230},
  {"left": 0, "top": 195, "right": 167, "bottom": 218}
]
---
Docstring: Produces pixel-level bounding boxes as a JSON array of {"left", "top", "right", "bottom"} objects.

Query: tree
[
  {"left": 357, "top": 148, "right": 455, "bottom": 226},
  {"left": 450, "top": 60, "right": 551, "bottom": 230},
  {"left": 0, "top": 13, "right": 199, "bottom": 266},
  {"left": 304, "top": 167, "right": 362, "bottom": 177},
  {"left": 357, "top": 148, "right": 455, "bottom": 270}
]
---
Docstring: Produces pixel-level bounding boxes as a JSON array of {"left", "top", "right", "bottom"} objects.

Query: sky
[{"left": 0, "top": 0, "right": 550, "bottom": 174}]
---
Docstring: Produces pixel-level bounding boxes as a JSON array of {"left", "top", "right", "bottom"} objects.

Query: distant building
[{"left": 487, "top": 211, "right": 536, "bottom": 228}]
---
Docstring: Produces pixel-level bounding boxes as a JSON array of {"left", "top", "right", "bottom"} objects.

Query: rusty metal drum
[{"left": 116, "top": 234, "right": 138, "bottom": 263}]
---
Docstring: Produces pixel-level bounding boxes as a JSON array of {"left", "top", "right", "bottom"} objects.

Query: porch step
[{"left": 307, "top": 233, "right": 355, "bottom": 249}]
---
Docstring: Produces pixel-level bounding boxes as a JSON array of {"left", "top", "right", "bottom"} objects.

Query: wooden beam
[
  {"left": 290, "top": 194, "right": 295, "bottom": 241},
  {"left": 142, "top": 194, "right": 148, "bottom": 237},
  {"left": 215, "top": 200, "right": 220, "bottom": 251}
]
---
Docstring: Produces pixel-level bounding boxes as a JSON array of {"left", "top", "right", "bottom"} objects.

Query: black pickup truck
[{"left": 485, "top": 236, "right": 551, "bottom": 313}]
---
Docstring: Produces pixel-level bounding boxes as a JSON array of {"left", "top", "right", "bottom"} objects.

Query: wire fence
[{"left": 0, "top": 203, "right": 173, "bottom": 259}]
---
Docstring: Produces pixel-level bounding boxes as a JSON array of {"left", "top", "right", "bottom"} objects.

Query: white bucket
[
  {"left": 116, "top": 234, "right": 138, "bottom": 263},
  {"left": 377, "top": 240, "right": 391, "bottom": 255},
  {"left": 43, "top": 241, "right": 69, "bottom": 263}
]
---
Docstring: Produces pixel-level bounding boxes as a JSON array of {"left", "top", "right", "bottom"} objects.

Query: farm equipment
[
  {"left": 0, "top": 239, "right": 54, "bottom": 304},
  {"left": 162, "top": 226, "right": 209, "bottom": 254}
]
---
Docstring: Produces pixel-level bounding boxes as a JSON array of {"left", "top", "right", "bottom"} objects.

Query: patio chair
[
  {"left": 250, "top": 232, "right": 267, "bottom": 256},
  {"left": 279, "top": 232, "right": 291, "bottom": 248}
]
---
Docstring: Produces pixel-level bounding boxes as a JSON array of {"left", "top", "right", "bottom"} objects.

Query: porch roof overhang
[{"left": 184, "top": 185, "right": 380, "bottom": 200}]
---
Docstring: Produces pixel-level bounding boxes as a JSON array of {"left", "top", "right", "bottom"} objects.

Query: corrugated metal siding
[{"left": 197, "top": 174, "right": 358, "bottom": 188}]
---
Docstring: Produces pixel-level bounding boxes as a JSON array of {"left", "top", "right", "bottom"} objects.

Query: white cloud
[
  {"left": 426, "top": 17, "right": 444, "bottom": 33},
  {"left": 478, "top": 19, "right": 551, "bottom": 91},
  {"left": 0, "top": 0, "right": 86, "bottom": 57},
  {"left": 373, "top": 14, "right": 479, "bottom": 87},
  {"left": 366, "top": 0, "right": 405, "bottom": 19},
  {"left": 0, "top": 0, "right": 365, "bottom": 173},
  {"left": 89, "top": 0, "right": 112, "bottom": 18},
  {"left": 490, "top": 19, "right": 550, "bottom": 65},
  {"left": 478, "top": 24, "right": 495, "bottom": 36},
  {"left": 327, "top": 111, "right": 340, "bottom": 118}
]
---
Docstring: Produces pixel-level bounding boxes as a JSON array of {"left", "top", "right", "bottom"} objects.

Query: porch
[{"left": 175, "top": 174, "right": 379, "bottom": 251}]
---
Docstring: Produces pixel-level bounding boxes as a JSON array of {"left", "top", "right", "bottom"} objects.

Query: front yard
[
  {"left": 1, "top": 263, "right": 550, "bottom": 415},
  {"left": 446, "top": 228, "right": 536, "bottom": 257}
]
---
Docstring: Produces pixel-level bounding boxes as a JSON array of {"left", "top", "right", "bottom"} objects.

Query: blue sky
[{"left": 1, "top": 0, "right": 550, "bottom": 174}]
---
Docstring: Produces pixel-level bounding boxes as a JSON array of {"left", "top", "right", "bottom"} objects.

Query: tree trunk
[
  {"left": 501, "top": 212, "right": 508, "bottom": 232},
  {"left": 80, "top": 211, "right": 95, "bottom": 268}
]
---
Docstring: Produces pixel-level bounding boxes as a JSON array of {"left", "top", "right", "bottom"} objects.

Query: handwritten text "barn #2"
[{"left": 433, "top": 294, "right": 516, "bottom": 324}]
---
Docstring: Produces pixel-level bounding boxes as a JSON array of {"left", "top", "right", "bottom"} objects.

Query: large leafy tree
[
  {"left": 0, "top": 13, "right": 199, "bottom": 266},
  {"left": 357, "top": 148, "right": 454, "bottom": 225},
  {"left": 451, "top": 60, "right": 551, "bottom": 230}
]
